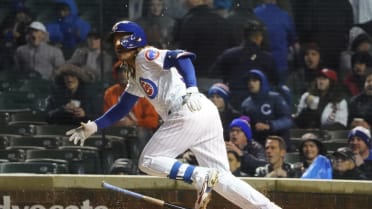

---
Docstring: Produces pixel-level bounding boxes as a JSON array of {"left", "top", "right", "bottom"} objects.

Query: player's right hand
[
  {"left": 65, "top": 120, "right": 97, "bottom": 146},
  {"left": 183, "top": 87, "right": 203, "bottom": 112}
]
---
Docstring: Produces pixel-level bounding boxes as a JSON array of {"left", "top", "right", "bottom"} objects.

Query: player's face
[
  {"left": 302, "top": 141, "right": 319, "bottom": 161},
  {"left": 229, "top": 127, "right": 248, "bottom": 149},
  {"left": 112, "top": 34, "right": 137, "bottom": 62}
]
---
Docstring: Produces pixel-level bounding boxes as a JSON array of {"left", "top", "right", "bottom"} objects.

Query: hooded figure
[
  {"left": 46, "top": 0, "right": 91, "bottom": 52},
  {"left": 241, "top": 69, "right": 293, "bottom": 150},
  {"left": 46, "top": 63, "right": 97, "bottom": 125}
]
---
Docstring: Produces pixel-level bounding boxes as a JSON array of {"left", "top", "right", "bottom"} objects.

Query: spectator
[
  {"left": 46, "top": 0, "right": 91, "bottom": 57},
  {"left": 207, "top": 83, "right": 241, "bottom": 140},
  {"left": 344, "top": 51, "right": 372, "bottom": 97},
  {"left": 331, "top": 147, "right": 369, "bottom": 180},
  {"left": 297, "top": 133, "right": 332, "bottom": 179},
  {"left": 226, "top": 117, "right": 266, "bottom": 176},
  {"left": 293, "top": 0, "right": 353, "bottom": 70},
  {"left": 350, "top": 118, "right": 371, "bottom": 130},
  {"left": 254, "top": 0, "right": 297, "bottom": 85},
  {"left": 241, "top": 69, "right": 293, "bottom": 151},
  {"left": 339, "top": 33, "right": 372, "bottom": 79},
  {"left": 226, "top": 0, "right": 258, "bottom": 46},
  {"left": 103, "top": 61, "right": 159, "bottom": 131},
  {"left": 213, "top": 0, "right": 232, "bottom": 18},
  {"left": 294, "top": 68, "right": 348, "bottom": 130},
  {"left": 67, "top": 31, "right": 113, "bottom": 82},
  {"left": 347, "top": 126, "right": 372, "bottom": 178},
  {"left": 135, "top": 0, "right": 175, "bottom": 49},
  {"left": 173, "top": 0, "right": 235, "bottom": 78},
  {"left": 255, "top": 135, "right": 297, "bottom": 177},
  {"left": 209, "top": 19, "right": 278, "bottom": 108},
  {"left": 14, "top": 21, "right": 65, "bottom": 80},
  {"left": 0, "top": 1, "right": 33, "bottom": 70},
  {"left": 227, "top": 150, "right": 249, "bottom": 177},
  {"left": 349, "top": 0, "right": 372, "bottom": 24},
  {"left": 348, "top": 72, "right": 372, "bottom": 127},
  {"left": 46, "top": 63, "right": 97, "bottom": 125},
  {"left": 288, "top": 42, "right": 324, "bottom": 104}
]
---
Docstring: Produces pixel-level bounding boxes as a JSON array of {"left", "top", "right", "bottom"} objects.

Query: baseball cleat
[{"left": 195, "top": 169, "right": 219, "bottom": 209}]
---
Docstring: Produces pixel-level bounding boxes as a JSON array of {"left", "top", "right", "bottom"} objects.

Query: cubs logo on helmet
[{"left": 140, "top": 77, "right": 158, "bottom": 99}]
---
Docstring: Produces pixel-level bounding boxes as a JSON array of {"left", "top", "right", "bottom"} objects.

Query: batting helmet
[{"left": 110, "top": 20, "right": 147, "bottom": 49}]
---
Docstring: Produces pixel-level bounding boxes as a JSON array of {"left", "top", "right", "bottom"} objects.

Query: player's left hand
[{"left": 183, "top": 87, "right": 203, "bottom": 112}]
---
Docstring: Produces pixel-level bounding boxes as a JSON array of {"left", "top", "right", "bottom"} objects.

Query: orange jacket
[{"left": 103, "top": 84, "right": 159, "bottom": 130}]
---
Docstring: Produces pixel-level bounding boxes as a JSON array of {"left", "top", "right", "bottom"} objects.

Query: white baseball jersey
[{"left": 125, "top": 47, "right": 187, "bottom": 121}]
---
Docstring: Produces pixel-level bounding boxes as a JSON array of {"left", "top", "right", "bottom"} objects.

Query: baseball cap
[
  {"left": 29, "top": 21, "right": 47, "bottom": 33},
  {"left": 318, "top": 68, "right": 338, "bottom": 82},
  {"left": 333, "top": 147, "right": 355, "bottom": 162}
]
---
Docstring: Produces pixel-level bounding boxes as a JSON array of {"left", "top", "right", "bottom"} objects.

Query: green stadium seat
[{"left": 0, "top": 162, "right": 61, "bottom": 174}]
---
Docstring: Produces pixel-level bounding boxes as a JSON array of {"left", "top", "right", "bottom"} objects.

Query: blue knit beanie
[
  {"left": 207, "top": 83, "right": 230, "bottom": 103},
  {"left": 348, "top": 126, "right": 371, "bottom": 148},
  {"left": 229, "top": 118, "right": 252, "bottom": 142}
]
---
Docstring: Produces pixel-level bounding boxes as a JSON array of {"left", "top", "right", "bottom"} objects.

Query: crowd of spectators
[{"left": 0, "top": 0, "right": 372, "bottom": 177}]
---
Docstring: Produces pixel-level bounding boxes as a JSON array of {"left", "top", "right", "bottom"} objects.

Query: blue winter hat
[
  {"left": 348, "top": 126, "right": 371, "bottom": 148},
  {"left": 229, "top": 117, "right": 252, "bottom": 142},
  {"left": 207, "top": 83, "right": 230, "bottom": 102}
]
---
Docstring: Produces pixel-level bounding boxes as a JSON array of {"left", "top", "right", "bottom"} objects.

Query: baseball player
[{"left": 66, "top": 20, "right": 281, "bottom": 209}]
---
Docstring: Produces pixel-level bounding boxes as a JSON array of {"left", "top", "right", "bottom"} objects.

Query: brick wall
[{"left": 0, "top": 175, "right": 371, "bottom": 209}]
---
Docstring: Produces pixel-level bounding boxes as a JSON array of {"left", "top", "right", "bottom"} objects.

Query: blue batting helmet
[{"left": 110, "top": 20, "right": 147, "bottom": 49}]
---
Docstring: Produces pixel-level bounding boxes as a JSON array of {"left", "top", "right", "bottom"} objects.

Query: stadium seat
[
  {"left": 7, "top": 135, "right": 63, "bottom": 149},
  {"left": 25, "top": 158, "right": 69, "bottom": 173},
  {"left": 59, "top": 146, "right": 102, "bottom": 174},
  {"left": 323, "top": 138, "right": 348, "bottom": 152},
  {"left": 0, "top": 149, "right": 26, "bottom": 162},
  {"left": 26, "top": 149, "right": 84, "bottom": 174},
  {"left": 33, "top": 124, "right": 76, "bottom": 136},
  {"left": 7, "top": 111, "right": 48, "bottom": 125},
  {"left": 285, "top": 152, "right": 301, "bottom": 164},
  {"left": 0, "top": 162, "right": 60, "bottom": 174}
]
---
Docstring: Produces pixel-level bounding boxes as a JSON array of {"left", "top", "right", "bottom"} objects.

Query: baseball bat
[{"left": 101, "top": 181, "right": 192, "bottom": 209}]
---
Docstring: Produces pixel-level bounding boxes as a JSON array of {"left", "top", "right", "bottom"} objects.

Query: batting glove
[
  {"left": 66, "top": 120, "right": 97, "bottom": 146},
  {"left": 183, "top": 87, "right": 203, "bottom": 112}
]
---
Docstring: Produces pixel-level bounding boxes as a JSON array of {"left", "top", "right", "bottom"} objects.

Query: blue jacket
[
  {"left": 241, "top": 69, "right": 293, "bottom": 147},
  {"left": 254, "top": 3, "right": 296, "bottom": 78},
  {"left": 46, "top": 0, "right": 90, "bottom": 48}
]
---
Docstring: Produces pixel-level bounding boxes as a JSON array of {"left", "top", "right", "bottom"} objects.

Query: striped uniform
[{"left": 127, "top": 47, "right": 281, "bottom": 209}]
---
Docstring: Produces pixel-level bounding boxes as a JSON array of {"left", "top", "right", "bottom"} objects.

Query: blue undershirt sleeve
[
  {"left": 175, "top": 57, "right": 197, "bottom": 88},
  {"left": 164, "top": 50, "right": 197, "bottom": 88},
  {"left": 95, "top": 92, "right": 139, "bottom": 129}
]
